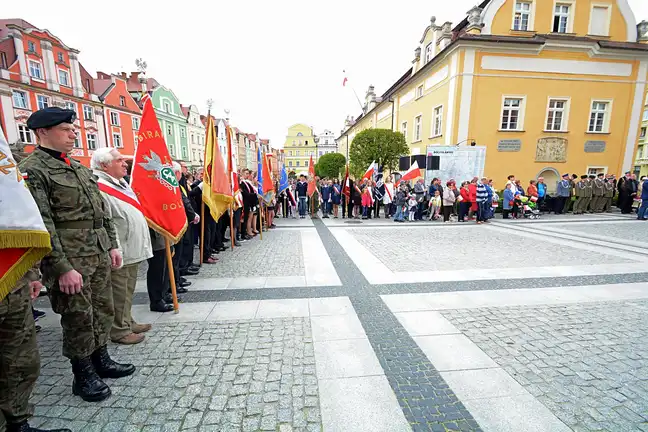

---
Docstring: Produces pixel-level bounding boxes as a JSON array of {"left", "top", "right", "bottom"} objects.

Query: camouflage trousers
[
  {"left": 0, "top": 282, "right": 40, "bottom": 429},
  {"left": 47, "top": 253, "right": 114, "bottom": 360}
]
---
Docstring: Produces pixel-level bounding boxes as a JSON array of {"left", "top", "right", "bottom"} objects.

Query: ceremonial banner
[
  {"left": 307, "top": 155, "right": 317, "bottom": 197},
  {"left": 278, "top": 165, "right": 289, "bottom": 195},
  {"left": 361, "top": 160, "right": 376, "bottom": 181},
  {"left": 341, "top": 165, "right": 350, "bottom": 197},
  {"left": 395, "top": 161, "right": 421, "bottom": 187},
  {"left": 226, "top": 125, "right": 243, "bottom": 209},
  {"left": 131, "top": 96, "right": 187, "bottom": 243},
  {"left": 203, "top": 116, "right": 233, "bottom": 220},
  {"left": 0, "top": 129, "right": 51, "bottom": 301}
]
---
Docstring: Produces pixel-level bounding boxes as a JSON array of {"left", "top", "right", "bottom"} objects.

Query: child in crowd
[
  {"left": 429, "top": 190, "right": 441, "bottom": 220},
  {"left": 408, "top": 194, "right": 418, "bottom": 222}
]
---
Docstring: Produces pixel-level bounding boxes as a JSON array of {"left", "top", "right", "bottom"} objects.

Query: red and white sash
[{"left": 97, "top": 177, "right": 143, "bottom": 213}]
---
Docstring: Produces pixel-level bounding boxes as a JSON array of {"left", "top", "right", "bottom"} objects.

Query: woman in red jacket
[
  {"left": 459, "top": 181, "right": 470, "bottom": 222},
  {"left": 527, "top": 180, "right": 538, "bottom": 198},
  {"left": 468, "top": 177, "right": 478, "bottom": 220}
]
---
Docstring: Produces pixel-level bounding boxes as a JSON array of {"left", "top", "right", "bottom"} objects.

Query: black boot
[
  {"left": 91, "top": 345, "right": 136, "bottom": 379},
  {"left": 71, "top": 357, "right": 111, "bottom": 402},
  {"left": 8, "top": 422, "right": 72, "bottom": 432}
]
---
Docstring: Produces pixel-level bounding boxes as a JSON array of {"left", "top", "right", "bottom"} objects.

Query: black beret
[
  {"left": 581, "top": 175, "right": 588, "bottom": 179},
  {"left": 27, "top": 107, "right": 76, "bottom": 130},
  {"left": 588, "top": 175, "right": 596, "bottom": 178},
  {"left": 597, "top": 173, "right": 604, "bottom": 177}
]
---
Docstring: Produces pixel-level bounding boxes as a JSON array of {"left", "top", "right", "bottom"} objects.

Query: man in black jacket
[{"left": 173, "top": 163, "right": 200, "bottom": 294}]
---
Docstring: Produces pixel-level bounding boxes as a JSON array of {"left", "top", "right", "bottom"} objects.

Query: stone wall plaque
[
  {"left": 497, "top": 139, "right": 522, "bottom": 152},
  {"left": 584, "top": 140, "right": 606, "bottom": 153},
  {"left": 536, "top": 137, "right": 567, "bottom": 163}
]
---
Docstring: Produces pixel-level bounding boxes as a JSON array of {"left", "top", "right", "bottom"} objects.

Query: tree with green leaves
[
  {"left": 314, "top": 153, "right": 346, "bottom": 179},
  {"left": 348, "top": 129, "right": 408, "bottom": 178}
]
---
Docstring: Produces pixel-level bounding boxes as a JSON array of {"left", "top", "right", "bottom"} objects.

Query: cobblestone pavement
[
  {"left": 349, "top": 227, "right": 630, "bottom": 273},
  {"left": 535, "top": 220, "right": 648, "bottom": 244},
  {"left": 137, "top": 230, "right": 305, "bottom": 280},
  {"left": 32, "top": 319, "right": 321, "bottom": 432},
  {"left": 442, "top": 300, "right": 648, "bottom": 431}
]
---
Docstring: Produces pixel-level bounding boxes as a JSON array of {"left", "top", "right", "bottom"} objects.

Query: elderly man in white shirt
[{"left": 91, "top": 148, "right": 153, "bottom": 345}]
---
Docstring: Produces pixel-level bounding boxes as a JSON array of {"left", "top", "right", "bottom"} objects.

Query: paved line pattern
[{"left": 311, "top": 219, "right": 482, "bottom": 431}]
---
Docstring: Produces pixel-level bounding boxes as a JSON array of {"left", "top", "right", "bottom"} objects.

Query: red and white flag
[
  {"left": 341, "top": 165, "right": 350, "bottom": 197},
  {"left": 361, "top": 161, "right": 376, "bottom": 181},
  {"left": 342, "top": 70, "right": 348, "bottom": 87},
  {"left": 395, "top": 161, "right": 421, "bottom": 187}
]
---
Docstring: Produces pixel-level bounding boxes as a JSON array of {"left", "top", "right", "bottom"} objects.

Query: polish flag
[
  {"left": 395, "top": 161, "right": 421, "bottom": 187},
  {"left": 361, "top": 161, "right": 376, "bottom": 181},
  {"left": 341, "top": 165, "right": 350, "bottom": 197},
  {"left": 342, "top": 70, "right": 348, "bottom": 87}
]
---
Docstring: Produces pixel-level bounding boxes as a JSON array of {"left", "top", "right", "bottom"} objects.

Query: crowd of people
[{"left": 275, "top": 171, "right": 648, "bottom": 223}]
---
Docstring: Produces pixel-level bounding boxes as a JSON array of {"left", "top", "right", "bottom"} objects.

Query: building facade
[
  {"left": 0, "top": 19, "right": 107, "bottom": 165},
  {"left": 150, "top": 85, "right": 189, "bottom": 162},
  {"left": 338, "top": 1, "right": 648, "bottom": 188},
  {"left": 315, "top": 129, "right": 338, "bottom": 158},
  {"left": 94, "top": 72, "right": 141, "bottom": 158},
  {"left": 284, "top": 123, "right": 316, "bottom": 172},
  {"left": 182, "top": 104, "right": 205, "bottom": 168}
]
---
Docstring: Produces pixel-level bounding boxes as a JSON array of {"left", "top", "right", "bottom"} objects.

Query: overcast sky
[{"left": 4, "top": 0, "right": 648, "bottom": 148}]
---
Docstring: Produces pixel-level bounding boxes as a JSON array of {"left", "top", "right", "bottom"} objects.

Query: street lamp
[{"left": 455, "top": 139, "right": 477, "bottom": 146}]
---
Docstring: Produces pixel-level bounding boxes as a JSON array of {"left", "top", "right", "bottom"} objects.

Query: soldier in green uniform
[
  {"left": 573, "top": 175, "right": 587, "bottom": 214},
  {"left": 1, "top": 270, "right": 71, "bottom": 432},
  {"left": 603, "top": 175, "right": 615, "bottom": 212},
  {"left": 585, "top": 174, "right": 596, "bottom": 213},
  {"left": 592, "top": 173, "right": 605, "bottom": 213},
  {"left": 19, "top": 108, "right": 135, "bottom": 403}
]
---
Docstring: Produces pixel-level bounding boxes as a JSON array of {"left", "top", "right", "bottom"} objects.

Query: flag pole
[
  {"left": 259, "top": 202, "right": 264, "bottom": 240},
  {"left": 229, "top": 203, "right": 235, "bottom": 249},
  {"left": 164, "top": 239, "right": 180, "bottom": 314},
  {"left": 200, "top": 202, "right": 205, "bottom": 265}
]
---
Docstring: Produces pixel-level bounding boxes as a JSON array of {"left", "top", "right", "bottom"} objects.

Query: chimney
[
  {"left": 639, "top": 21, "right": 648, "bottom": 44},
  {"left": 466, "top": 6, "right": 484, "bottom": 35},
  {"left": 120, "top": 72, "right": 127, "bottom": 79},
  {"left": 437, "top": 22, "right": 453, "bottom": 50}
]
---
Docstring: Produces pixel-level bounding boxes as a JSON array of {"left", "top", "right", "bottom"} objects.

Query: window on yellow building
[
  {"left": 414, "top": 115, "right": 422, "bottom": 141},
  {"left": 289, "top": 161, "right": 293, "bottom": 167},
  {"left": 546, "top": 99, "right": 568, "bottom": 132},
  {"left": 553, "top": 4, "right": 571, "bottom": 33},
  {"left": 296, "top": 150, "right": 299, "bottom": 156},
  {"left": 640, "top": 127, "right": 646, "bottom": 139},
  {"left": 289, "top": 150, "right": 293, "bottom": 156},
  {"left": 433, "top": 106, "right": 443, "bottom": 137},
  {"left": 416, "top": 85, "right": 424, "bottom": 99},
  {"left": 589, "top": 6, "right": 610, "bottom": 36},
  {"left": 296, "top": 161, "right": 300, "bottom": 167},
  {"left": 401, "top": 121, "right": 408, "bottom": 141},
  {"left": 501, "top": 98, "right": 523, "bottom": 130},
  {"left": 305, "top": 160, "right": 309, "bottom": 167},
  {"left": 643, "top": 109, "right": 648, "bottom": 121},
  {"left": 514, "top": 1, "right": 531, "bottom": 31},
  {"left": 588, "top": 101, "right": 610, "bottom": 133}
]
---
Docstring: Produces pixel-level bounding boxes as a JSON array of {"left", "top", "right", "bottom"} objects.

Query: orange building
[
  {"left": 94, "top": 72, "right": 141, "bottom": 158},
  {"left": 0, "top": 19, "right": 106, "bottom": 165}
]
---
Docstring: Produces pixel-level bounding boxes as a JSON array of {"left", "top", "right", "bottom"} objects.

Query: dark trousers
[
  {"left": 234, "top": 208, "right": 242, "bottom": 239},
  {"left": 554, "top": 196, "right": 567, "bottom": 214},
  {"left": 342, "top": 196, "right": 347, "bottom": 218},
  {"left": 416, "top": 201, "right": 425, "bottom": 220},
  {"left": 203, "top": 218, "right": 216, "bottom": 261},
  {"left": 180, "top": 225, "right": 194, "bottom": 272},
  {"left": 476, "top": 201, "right": 488, "bottom": 222},
  {"left": 147, "top": 248, "right": 169, "bottom": 306},
  {"left": 172, "top": 242, "right": 182, "bottom": 286},
  {"left": 459, "top": 201, "right": 469, "bottom": 221},
  {"left": 537, "top": 196, "right": 545, "bottom": 212},
  {"left": 503, "top": 209, "right": 511, "bottom": 219},
  {"left": 442, "top": 205, "right": 452, "bottom": 222}
]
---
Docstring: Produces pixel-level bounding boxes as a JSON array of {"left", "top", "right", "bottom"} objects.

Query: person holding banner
[
  {"left": 19, "top": 107, "right": 134, "bottom": 403},
  {"left": 91, "top": 148, "right": 154, "bottom": 345}
]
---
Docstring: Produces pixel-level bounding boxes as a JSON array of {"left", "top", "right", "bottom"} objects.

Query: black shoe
[
  {"left": 32, "top": 308, "right": 46, "bottom": 320},
  {"left": 179, "top": 276, "right": 188, "bottom": 283},
  {"left": 177, "top": 287, "right": 188, "bottom": 294},
  {"left": 7, "top": 421, "right": 72, "bottom": 432},
  {"left": 234, "top": 241, "right": 242, "bottom": 247},
  {"left": 179, "top": 280, "right": 192, "bottom": 288},
  {"left": 164, "top": 295, "right": 182, "bottom": 303},
  {"left": 180, "top": 268, "right": 199, "bottom": 276},
  {"left": 188, "top": 265, "right": 201, "bottom": 271},
  {"left": 91, "top": 346, "right": 136, "bottom": 379},
  {"left": 71, "top": 357, "right": 111, "bottom": 402},
  {"left": 223, "top": 237, "right": 230, "bottom": 242},
  {"left": 150, "top": 302, "right": 174, "bottom": 313},
  {"left": 218, "top": 246, "right": 227, "bottom": 252}
]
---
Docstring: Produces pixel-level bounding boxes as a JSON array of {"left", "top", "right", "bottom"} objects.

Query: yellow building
[
  {"left": 283, "top": 123, "right": 317, "bottom": 172},
  {"left": 338, "top": 0, "right": 648, "bottom": 189},
  {"left": 634, "top": 103, "right": 648, "bottom": 176}
]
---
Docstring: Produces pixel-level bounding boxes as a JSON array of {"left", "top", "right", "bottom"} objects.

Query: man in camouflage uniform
[
  {"left": 19, "top": 107, "right": 134, "bottom": 403},
  {"left": 603, "top": 175, "right": 615, "bottom": 212},
  {"left": 592, "top": 173, "right": 605, "bottom": 213}
]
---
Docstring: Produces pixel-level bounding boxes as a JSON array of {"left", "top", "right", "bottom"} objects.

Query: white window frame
[
  {"left": 416, "top": 85, "right": 424, "bottom": 99},
  {"left": 57, "top": 68, "right": 70, "bottom": 87},
  {"left": 553, "top": 1, "right": 575, "bottom": 34},
  {"left": 586, "top": 166, "right": 608, "bottom": 175},
  {"left": 513, "top": 1, "right": 534, "bottom": 31},
  {"left": 17, "top": 124, "right": 33, "bottom": 144},
  {"left": 12, "top": 90, "right": 28, "bottom": 109},
  {"left": 57, "top": 51, "right": 64, "bottom": 62},
  {"left": 640, "top": 127, "right": 646, "bottom": 139},
  {"left": 110, "top": 111, "right": 120, "bottom": 126},
  {"left": 425, "top": 42, "right": 434, "bottom": 63},
  {"left": 36, "top": 95, "right": 49, "bottom": 110},
  {"left": 401, "top": 121, "right": 408, "bottom": 141},
  {"left": 500, "top": 96, "right": 526, "bottom": 131},
  {"left": 545, "top": 97, "right": 570, "bottom": 132},
  {"left": 83, "top": 105, "right": 94, "bottom": 121},
  {"left": 28, "top": 60, "right": 43, "bottom": 80},
  {"left": 86, "top": 133, "right": 97, "bottom": 150},
  {"left": 180, "top": 128, "right": 186, "bottom": 138},
  {"left": 432, "top": 105, "right": 444, "bottom": 137},
  {"left": 587, "top": 99, "right": 613, "bottom": 134},
  {"left": 643, "top": 108, "right": 648, "bottom": 121},
  {"left": 588, "top": 4, "right": 611, "bottom": 36},
  {"left": 65, "top": 101, "right": 76, "bottom": 114},
  {"left": 27, "top": 41, "right": 36, "bottom": 53},
  {"left": 163, "top": 101, "right": 171, "bottom": 113},
  {"left": 134, "top": 134, "right": 139, "bottom": 148},
  {"left": 414, "top": 115, "right": 422, "bottom": 142},
  {"left": 296, "top": 161, "right": 300, "bottom": 167},
  {"left": 288, "top": 161, "right": 293, "bottom": 167},
  {"left": 167, "top": 124, "right": 173, "bottom": 135},
  {"left": 132, "top": 117, "right": 140, "bottom": 131},
  {"left": 73, "top": 132, "right": 81, "bottom": 149}
]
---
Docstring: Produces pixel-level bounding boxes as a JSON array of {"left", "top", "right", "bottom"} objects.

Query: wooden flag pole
[
  {"left": 164, "top": 239, "right": 180, "bottom": 314},
  {"left": 259, "top": 202, "right": 264, "bottom": 240},
  {"left": 229, "top": 204, "right": 235, "bottom": 249},
  {"left": 199, "top": 201, "right": 205, "bottom": 265}
]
